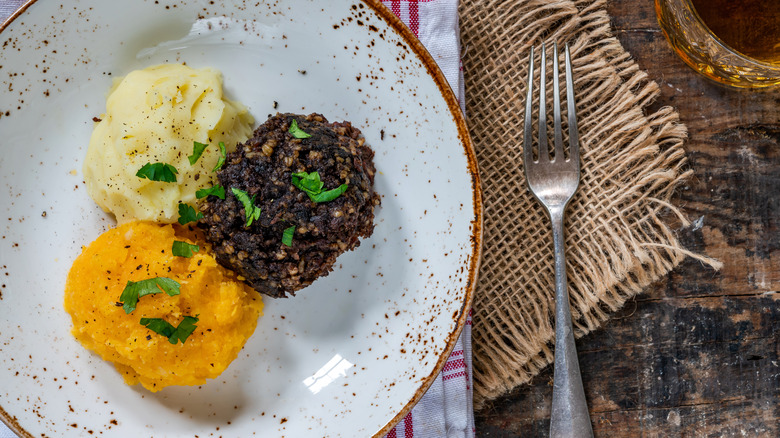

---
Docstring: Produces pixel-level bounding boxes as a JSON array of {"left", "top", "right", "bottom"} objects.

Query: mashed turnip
[{"left": 63, "top": 221, "right": 263, "bottom": 392}]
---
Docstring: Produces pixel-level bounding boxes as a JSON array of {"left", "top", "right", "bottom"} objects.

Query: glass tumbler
[{"left": 655, "top": 0, "right": 780, "bottom": 89}]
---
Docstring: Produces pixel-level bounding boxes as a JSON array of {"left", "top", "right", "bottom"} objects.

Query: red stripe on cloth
[
  {"left": 442, "top": 358, "right": 466, "bottom": 372},
  {"left": 443, "top": 370, "right": 467, "bottom": 381},
  {"left": 408, "top": 0, "right": 419, "bottom": 36},
  {"left": 405, "top": 411, "right": 414, "bottom": 437},
  {"left": 390, "top": 0, "right": 401, "bottom": 19},
  {"left": 387, "top": 427, "right": 398, "bottom": 438},
  {"left": 448, "top": 349, "right": 464, "bottom": 358}
]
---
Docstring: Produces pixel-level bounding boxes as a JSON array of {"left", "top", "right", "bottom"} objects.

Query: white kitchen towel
[
  {"left": 0, "top": 0, "right": 25, "bottom": 28},
  {"left": 0, "top": 1, "right": 474, "bottom": 437}
]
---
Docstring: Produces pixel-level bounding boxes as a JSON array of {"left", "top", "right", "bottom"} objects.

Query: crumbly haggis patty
[{"left": 198, "top": 113, "right": 380, "bottom": 298}]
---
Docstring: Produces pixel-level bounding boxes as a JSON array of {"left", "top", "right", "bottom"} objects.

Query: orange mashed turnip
[{"left": 63, "top": 221, "right": 263, "bottom": 392}]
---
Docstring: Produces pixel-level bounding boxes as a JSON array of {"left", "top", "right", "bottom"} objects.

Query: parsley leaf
[
  {"left": 172, "top": 240, "right": 199, "bottom": 258},
  {"left": 288, "top": 119, "right": 312, "bottom": 139},
  {"left": 136, "top": 162, "right": 178, "bottom": 182},
  {"left": 291, "top": 171, "right": 324, "bottom": 195},
  {"left": 212, "top": 141, "right": 227, "bottom": 172},
  {"left": 188, "top": 141, "right": 209, "bottom": 165},
  {"left": 169, "top": 315, "right": 199, "bottom": 344},
  {"left": 311, "top": 183, "right": 349, "bottom": 203},
  {"left": 231, "top": 187, "right": 262, "bottom": 227},
  {"left": 140, "top": 315, "right": 199, "bottom": 345},
  {"left": 195, "top": 185, "right": 226, "bottom": 199},
  {"left": 139, "top": 318, "right": 175, "bottom": 338},
  {"left": 282, "top": 225, "right": 295, "bottom": 247},
  {"left": 291, "top": 171, "right": 348, "bottom": 203},
  {"left": 119, "top": 277, "right": 181, "bottom": 314},
  {"left": 177, "top": 203, "right": 203, "bottom": 225}
]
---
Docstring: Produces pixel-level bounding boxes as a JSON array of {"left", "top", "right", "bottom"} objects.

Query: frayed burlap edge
[{"left": 459, "top": 0, "right": 721, "bottom": 409}]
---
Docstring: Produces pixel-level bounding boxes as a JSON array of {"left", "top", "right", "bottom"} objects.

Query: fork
[{"left": 523, "top": 42, "right": 594, "bottom": 438}]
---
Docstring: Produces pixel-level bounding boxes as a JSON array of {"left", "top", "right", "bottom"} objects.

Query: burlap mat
[{"left": 459, "top": 0, "right": 721, "bottom": 409}]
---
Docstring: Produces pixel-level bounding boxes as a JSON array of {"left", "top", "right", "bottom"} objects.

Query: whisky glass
[{"left": 655, "top": 0, "right": 780, "bottom": 88}]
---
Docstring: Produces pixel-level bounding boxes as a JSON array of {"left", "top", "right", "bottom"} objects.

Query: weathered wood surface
[{"left": 474, "top": 1, "right": 780, "bottom": 436}]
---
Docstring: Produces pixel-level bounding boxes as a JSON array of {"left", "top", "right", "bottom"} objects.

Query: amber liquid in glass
[{"left": 690, "top": 0, "right": 780, "bottom": 64}]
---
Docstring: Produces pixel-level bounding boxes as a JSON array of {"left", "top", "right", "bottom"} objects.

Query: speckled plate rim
[
  {"left": 0, "top": 1, "right": 483, "bottom": 436},
  {"left": 358, "top": 2, "right": 482, "bottom": 436}
]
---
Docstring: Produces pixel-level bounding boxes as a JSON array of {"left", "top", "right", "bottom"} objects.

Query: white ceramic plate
[{"left": 0, "top": 1, "right": 481, "bottom": 436}]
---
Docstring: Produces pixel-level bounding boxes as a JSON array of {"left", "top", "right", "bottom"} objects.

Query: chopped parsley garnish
[
  {"left": 282, "top": 225, "right": 295, "bottom": 247},
  {"left": 291, "top": 171, "right": 324, "bottom": 194},
  {"left": 177, "top": 203, "right": 203, "bottom": 225},
  {"left": 212, "top": 141, "right": 227, "bottom": 172},
  {"left": 188, "top": 141, "right": 209, "bottom": 165},
  {"left": 119, "top": 277, "right": 181, "bottom": 314},
  {"left": 135, "top": 162, "right": 178, "bottom": 182},
  {"left": 140, "top": 315, "right": 199, "bottom": 345},
  {"left": 291, "top": 171, "right": 348, "bottom": 203},
  {"left": 231, "top": 188, "right": 262, "bottom": 227},
  {"left": 311, "top": 184, "right": 349, "bottom": 203},
  {"left": 288, "top": 119, "right": 312, "bottom": 139},
  {"left": 172, "top": 240, "right": 199, "bottom": 258},
  {"left": 196, "top": 184, "right": 226, "bottom": 199}
]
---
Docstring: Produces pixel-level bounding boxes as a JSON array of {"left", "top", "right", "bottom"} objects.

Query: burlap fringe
[{"left": 459, "top": 0, "right": 721, "bottom": 409}]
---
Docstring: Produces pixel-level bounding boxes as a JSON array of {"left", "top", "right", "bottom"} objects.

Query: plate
[{"left": 0, "top": 1, "right": 481, "bottom": 436}]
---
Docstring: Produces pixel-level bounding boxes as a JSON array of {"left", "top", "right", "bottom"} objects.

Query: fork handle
[{"left": 549, "top": 207, "right": 593, "bottom": 438}]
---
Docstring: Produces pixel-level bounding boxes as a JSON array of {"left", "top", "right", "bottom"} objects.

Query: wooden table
[{"left": 474, "top": 1, "right": 780, "bottom": 436}]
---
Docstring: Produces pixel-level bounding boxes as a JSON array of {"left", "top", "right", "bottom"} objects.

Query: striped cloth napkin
[
  {"left": 0, "top": 0, "right": 25, "bottom": 26},
  {"left": 0, "top": 1, "right": 474, "bottom": 437}
]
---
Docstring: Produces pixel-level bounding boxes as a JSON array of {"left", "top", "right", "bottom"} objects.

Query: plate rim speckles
[{"left": 357, "top": 3, "right": 482, "bottom": 436}]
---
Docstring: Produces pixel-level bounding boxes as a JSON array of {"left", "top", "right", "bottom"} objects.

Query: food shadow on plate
[
  {"left": 271, "top": 191, "right": 405, "bottom": 343},
  {"left": 137, "top": 372, "right": 249, "bottom": 426}
]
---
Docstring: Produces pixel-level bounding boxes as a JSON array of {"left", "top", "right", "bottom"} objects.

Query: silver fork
[{"left": 523, "top": 42, "right": 593, "bottom": 438}]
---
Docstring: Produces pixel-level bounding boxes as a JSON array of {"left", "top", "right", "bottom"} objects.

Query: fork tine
[
  {"left": 565, "top": 43, "right": 580, "bottom": 163},
  {"left": 524, "top": 46, "right": 535, "bottom": 164},
  {"left": 537, "top": 42, "right": 549, "bottom": 162},
  {"left": 552, "top": 42, "right": 564, "bottom": 162}
]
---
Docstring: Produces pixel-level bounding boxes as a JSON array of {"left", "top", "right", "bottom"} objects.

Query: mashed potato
[
  {"left": 63, "top": 221, "right": 263, "bottom": 392},
  {"left": 83, "top": 64, "right": 254, "bottom": 224}
]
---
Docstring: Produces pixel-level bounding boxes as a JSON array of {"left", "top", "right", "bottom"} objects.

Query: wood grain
[{"left": 474, "top": 0, "right": 780, "bottom": 436}]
